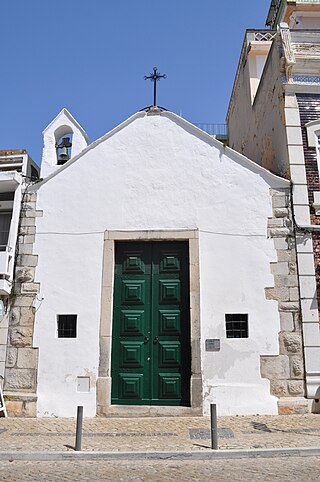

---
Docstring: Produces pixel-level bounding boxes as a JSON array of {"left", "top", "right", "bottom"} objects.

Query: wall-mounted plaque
[{"left": 205, "top": 339, "right": 220, "bottom": 352}]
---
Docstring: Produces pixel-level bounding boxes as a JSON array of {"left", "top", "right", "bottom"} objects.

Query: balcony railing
[
  {"left": 266, "top": 0, "right": 283, "bottom": 27},
  {"left": 194, "top": 123, "right": 228, "bottom": 137},
  {"left": 254, "top": 31, "right": 277, "bottom": 41},
  {"left": 246, "top": 30, "right": 277, "bottom": 43}
]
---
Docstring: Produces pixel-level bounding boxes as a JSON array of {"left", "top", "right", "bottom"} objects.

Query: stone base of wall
[
  {"left": 4, "top": 391, "right": 37, "bottom": 417},
  {"left": 277, "top": 397, "right": 310, "bottom": 414}
]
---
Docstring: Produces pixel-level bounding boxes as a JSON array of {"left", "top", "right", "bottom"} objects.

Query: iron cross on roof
[{"left": 144, "top": 67, "right": 167, "bottom": 107}]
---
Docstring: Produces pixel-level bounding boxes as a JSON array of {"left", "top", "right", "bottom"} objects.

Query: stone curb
[{"left": 0, "top": 447, "right": 319, "bottom": 461}]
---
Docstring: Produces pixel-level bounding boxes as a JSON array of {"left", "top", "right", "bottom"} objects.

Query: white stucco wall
[{"left": 32, "top": 112, "right": 288, "bottom": 417}]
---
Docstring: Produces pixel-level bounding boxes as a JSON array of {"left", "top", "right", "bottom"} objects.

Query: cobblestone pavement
[
  {"left": 0, "top": 414, "right": 320, "bottom": 453},
  {"left": 1, "top": 457, "right": 320, "bottom": 481}
]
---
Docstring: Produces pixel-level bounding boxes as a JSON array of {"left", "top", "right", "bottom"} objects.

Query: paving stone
[
  {"left": 1, "top": 457, "right": 320, "bottom": 482},
  {"left": 0, "top": 414, "right": 320, "bottom": 454},
  {"left": 189, "top": 427, "right": 234, "bottom": 439}
]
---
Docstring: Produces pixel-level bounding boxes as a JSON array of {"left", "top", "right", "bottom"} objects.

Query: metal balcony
[{"left": 194, "top": 123, "right": 228, "bottom": 143}]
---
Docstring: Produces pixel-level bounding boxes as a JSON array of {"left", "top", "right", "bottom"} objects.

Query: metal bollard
[
  {"left": 75, "top": 405, "right": 83, "bottom": 451},
  {"left": 210, "top": 403, "right": 218, "bottom": 450}
]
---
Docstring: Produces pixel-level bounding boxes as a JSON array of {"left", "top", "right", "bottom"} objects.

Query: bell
[
  {"left": 56, "top": 137, "right": 72, "bottom": 165},
  {"left": 58, "top": 146, "right": 70, "bottom": 163}
]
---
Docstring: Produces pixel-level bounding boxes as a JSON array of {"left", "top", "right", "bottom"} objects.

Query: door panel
[
  {"left": 111, "top": 244, "right": 151, "bottom": 404},
  {"left": 111, "top": 241, "right": 190, "bottom": 406},
  {"left": 151, "top": 243, "right": 190, "bottom": 405}
]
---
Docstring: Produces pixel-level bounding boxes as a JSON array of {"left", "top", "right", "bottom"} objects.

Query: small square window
[
  {"left": 225, "top": 314, "right": 248, "bottom": 338},
  {"left": 57, "top": 314, "right": 77, "bottom": 338}
]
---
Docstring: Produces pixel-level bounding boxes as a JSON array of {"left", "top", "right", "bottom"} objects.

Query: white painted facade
[{"left": 31, "top": 110, "right": 289, "bottom": 417}]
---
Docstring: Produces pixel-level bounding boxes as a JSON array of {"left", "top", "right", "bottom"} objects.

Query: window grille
[
  {"left": 225, "top": 314, "right": 248, "bottom": 338},
  {"left": 57, "top": 314, "right": 77, "bottom": 338}
]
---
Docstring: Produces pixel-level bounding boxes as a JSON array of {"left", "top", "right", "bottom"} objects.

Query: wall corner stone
[
  {"left": 261, "top": 187, "right": 307, "bottom": 414},
  {"left": 3, "top": 191, "right": 39, "bottom": 417}
]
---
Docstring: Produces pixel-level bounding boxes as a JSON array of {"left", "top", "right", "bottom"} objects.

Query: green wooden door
[{"left": 111, "top": 241, "right": 191, "bottom": 406}]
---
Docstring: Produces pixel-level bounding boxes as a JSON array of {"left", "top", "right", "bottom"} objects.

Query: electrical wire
[
  {"left": 200, "top": 229, "right": 266, "bottom": 237},
  {"left": 36, "top": 231, "right": 104, "bottom": 236},
  {"left": 34, "top": 229, "right": 267, "bottom": 238}
]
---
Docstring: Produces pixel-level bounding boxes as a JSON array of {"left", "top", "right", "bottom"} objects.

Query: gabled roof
[
  {"left": 42, "top": 108, "right": 89, "bottom": 142},
  {"left": 31, "top": 109, "right": 289, "bottom": 191}
]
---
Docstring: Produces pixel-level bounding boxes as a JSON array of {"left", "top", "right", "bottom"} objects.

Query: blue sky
[{"left": 1, "top": 1, "right": 270, "bottom": 165}]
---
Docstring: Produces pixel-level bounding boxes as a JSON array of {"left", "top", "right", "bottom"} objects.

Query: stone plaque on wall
[{"left": 205, "top": 339, "right": 220, "bottom": 352}]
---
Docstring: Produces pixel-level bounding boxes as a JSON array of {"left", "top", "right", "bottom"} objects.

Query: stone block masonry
[
  {"left": 262, "top": 188, "right": 308, "bottom": 414},
  {"left": 4, "top": 192, "right": 40, "bottom": 417}
]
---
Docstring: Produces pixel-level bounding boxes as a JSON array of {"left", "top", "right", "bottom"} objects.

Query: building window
[
  {"left": 225, "top": 314, "right": 248, "bottom": 338},
  {"left": 0, "top": 211, "right": 12, "bottom": 251},
  {"left": 0, "top": 192, "right": 14, "bottom": 201},
  {"left": 30, "top": 165, "right": 39, "bottom": 180},
  {"left": 57, "top": 314, "right": 77, "bottom": 338}
]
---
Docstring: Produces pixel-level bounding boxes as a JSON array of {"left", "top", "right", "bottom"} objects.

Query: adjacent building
[
  {"left": 227, "top": 0, "right": 320, "bottom": 412},
  {"left": 0, "top": 150, "right": 38, "bottom": 401}
]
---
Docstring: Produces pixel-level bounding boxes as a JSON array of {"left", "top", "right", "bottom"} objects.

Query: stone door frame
[{"left": 97, "top": 229, "right": 202, "bottom": 416}]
